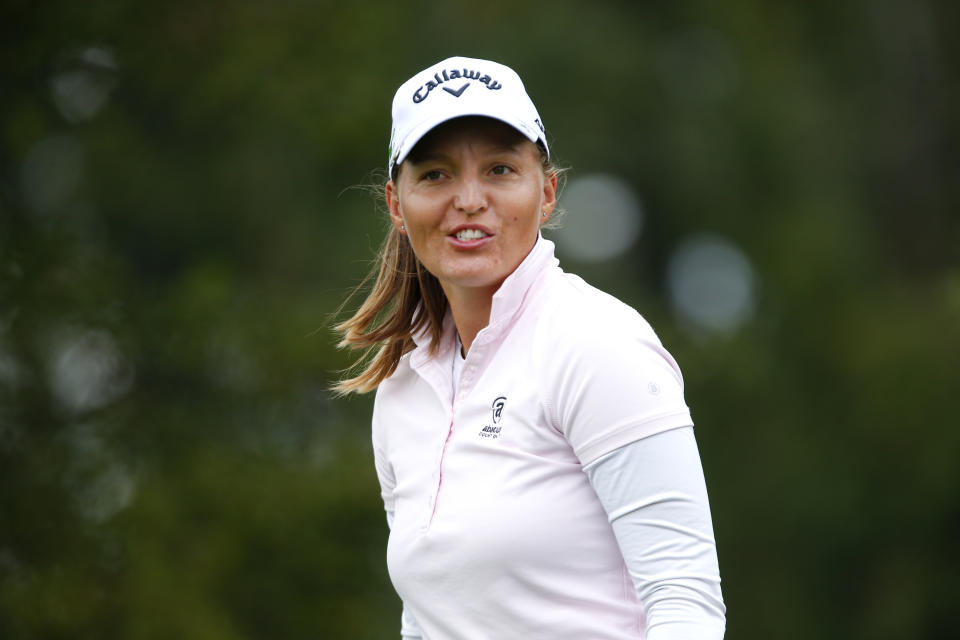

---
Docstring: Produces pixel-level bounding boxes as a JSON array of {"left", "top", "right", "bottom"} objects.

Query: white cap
[{"left": 388, "top": 56, "right": 548, "bottom": 176}]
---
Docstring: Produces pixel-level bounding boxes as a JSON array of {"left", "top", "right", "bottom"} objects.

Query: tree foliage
[{"left": 1, "top": 1, "right": 958, "bottom": 638}]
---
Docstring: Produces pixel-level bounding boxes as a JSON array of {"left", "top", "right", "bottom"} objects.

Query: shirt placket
[
  {"left": 423, "top": 330, "right": 496, "bottom": 530},
  {"left": 408, "top": 350, "right": 452, "bottom": 532}
]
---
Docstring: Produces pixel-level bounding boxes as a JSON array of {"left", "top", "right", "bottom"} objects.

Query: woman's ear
[
  {"left": 540, "top": 172, "right": 558, "bottom": 223},
  {"left": 386, "top": 180, "right": 405, "bottom": 233}
]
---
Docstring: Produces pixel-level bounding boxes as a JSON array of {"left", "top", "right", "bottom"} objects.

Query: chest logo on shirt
[{"left": 479, "top": 396, "right": 507, "bottom": 439}]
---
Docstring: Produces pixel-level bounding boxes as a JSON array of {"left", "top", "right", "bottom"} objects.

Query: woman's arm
[
  {"left": 385, "top": 510, "right": 424, "bottom": 639},
  {"left": 583, "top": 426, "right": 726, "bottom": 640},
  {"left": 375, "top": 387, "right": 423, "bottom": 639}
]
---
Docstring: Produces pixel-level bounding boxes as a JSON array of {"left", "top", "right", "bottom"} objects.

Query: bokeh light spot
[
  {"left": 666, "top": 234, "right": 756, "bottom": 334},
  {"left": 60, "top": 422, "right": 137, "bottom": 522},
  {"left": 50, "top": 46, "right": 118, "bottom": 123},
  {"left": 554, "top": 173, "right": 643, "bottom": 262},
  {"left": 48, "top": 328, "right": 134, "bottom": 413}
]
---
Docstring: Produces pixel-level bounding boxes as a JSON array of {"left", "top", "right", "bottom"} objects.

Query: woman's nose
[{"left": 453, "top": 176, "right": 487, "bottom": 214}]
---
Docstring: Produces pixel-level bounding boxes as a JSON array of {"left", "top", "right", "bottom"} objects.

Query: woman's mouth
[
  {"left": 449, "top": 226, "right": 494, "bottom": 248},
  {"left": 454, "top": 229, "right": 489, "bottom": 241}
]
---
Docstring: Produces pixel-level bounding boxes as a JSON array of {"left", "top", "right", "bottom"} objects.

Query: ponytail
[{"left": 332, "top": 225, "right": 447, "bottom": 395}]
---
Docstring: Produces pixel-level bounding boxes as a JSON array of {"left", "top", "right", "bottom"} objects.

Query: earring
[{"left": 400, "top": 224, "right": 405, "bottom": 231}]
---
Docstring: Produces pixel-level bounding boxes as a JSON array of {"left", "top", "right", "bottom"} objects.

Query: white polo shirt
[{"left": 372, "top": 235, "right": 696, "bottom": 639}]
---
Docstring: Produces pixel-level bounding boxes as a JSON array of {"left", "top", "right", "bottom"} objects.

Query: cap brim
[{"left": 391, "top": 110, "right": 544, "bottom": 175}]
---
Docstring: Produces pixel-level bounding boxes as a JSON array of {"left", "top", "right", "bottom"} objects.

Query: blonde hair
[{"left": 333, "top": 142, "right": 564, "bottom": 395}]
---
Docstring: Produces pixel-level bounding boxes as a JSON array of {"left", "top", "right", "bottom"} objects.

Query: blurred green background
[{"left": 2, "top": 1, "right": 958, "bottom": 638}]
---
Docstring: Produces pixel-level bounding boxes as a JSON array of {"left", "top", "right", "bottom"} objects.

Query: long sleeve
[{"left": 583, "top": 426, "right": 726, "bottom": 640}]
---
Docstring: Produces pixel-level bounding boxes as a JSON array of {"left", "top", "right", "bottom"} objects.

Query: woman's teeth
[{"left": 455, "top": 229, "right": 488, "bottom": 241}]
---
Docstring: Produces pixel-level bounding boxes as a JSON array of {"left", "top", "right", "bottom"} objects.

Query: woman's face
[{"left": 386, "top": 118, "right": 557, "bottom": 299}]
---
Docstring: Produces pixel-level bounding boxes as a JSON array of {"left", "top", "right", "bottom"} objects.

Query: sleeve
[
  {"left": 583, "top": 427, "right": 726, "bottom": 640},
  {"left": 375, "top": 389, "right": 423, "bottom": 638},
  {"left": 371, "top": 386, "right": 396, "bottom": 513},
  {"left": 542, "top": 311, "right": 694, "bottom": 465},
  {"left": 385, "top": 510, "right": 423, "bottom": 639}
]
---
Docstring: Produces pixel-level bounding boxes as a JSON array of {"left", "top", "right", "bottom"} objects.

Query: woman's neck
[{"left": 442, "top": 283, "right": 498, "bottom": 357}]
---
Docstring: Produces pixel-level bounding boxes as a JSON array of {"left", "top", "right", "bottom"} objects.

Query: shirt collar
[
  {"left": 410, "top": 232, "right": 558, "bottom": 357},
  {"left": 488, "top": 232, "right": 558, "bottom": 331}
]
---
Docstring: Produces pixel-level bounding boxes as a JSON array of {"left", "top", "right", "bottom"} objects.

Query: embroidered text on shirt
[{"left": 479, "top": 396, "right": 507, "bottom": 439}]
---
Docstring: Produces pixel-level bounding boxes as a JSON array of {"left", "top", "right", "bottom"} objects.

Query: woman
[{"left": 336, "top": 56, "right": 725, "bottom": 639}]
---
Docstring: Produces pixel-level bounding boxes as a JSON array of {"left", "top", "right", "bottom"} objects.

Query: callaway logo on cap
[{"left": 387, "top": 56, "right": 549, "bottom": 176}]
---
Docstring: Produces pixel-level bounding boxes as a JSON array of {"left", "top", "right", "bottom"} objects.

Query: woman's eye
[
  {"left": 491, "top": 164, "right": 513, "bottom": 176},
  {"left": 421, "top": 169, "right": 444, "bottom": 181}
]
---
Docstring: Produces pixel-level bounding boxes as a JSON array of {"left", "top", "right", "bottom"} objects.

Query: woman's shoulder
[
  {"left": 536, "top": 269, "right": 660, "bottom": 344},
  {"left": 371, "top": 352, "right": 418, "bottom": 442},
  {"left": 374, "top": 351, "right": 417, "bottom": 399},
  {"left": 529, "top": 269, "right": 683, "bottom": 381}
]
